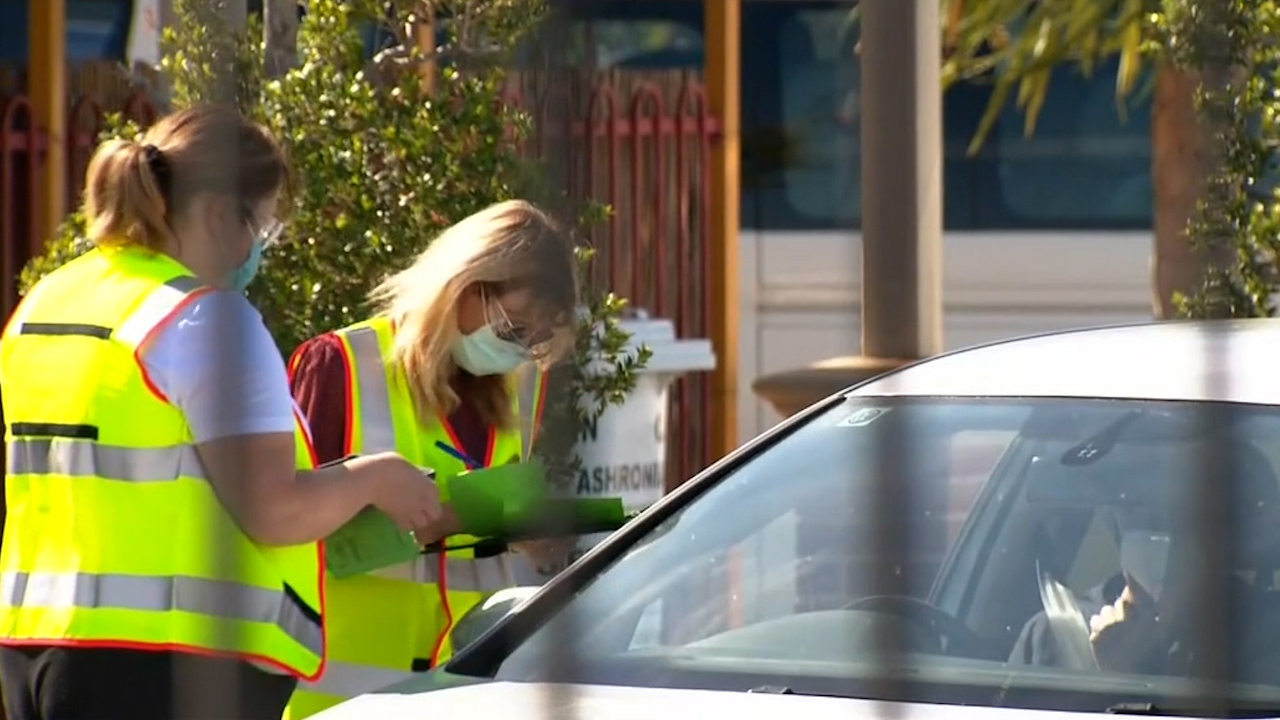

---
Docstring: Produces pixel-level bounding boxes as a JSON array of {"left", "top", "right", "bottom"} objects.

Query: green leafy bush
[{"left": 22, "top": 0, "right": 647, "bottom": 475}]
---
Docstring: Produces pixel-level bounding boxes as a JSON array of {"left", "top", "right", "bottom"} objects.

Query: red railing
[
  {"left": 504, "top": 71, "right": 722, "bottom": 487},
  {"left": 0, "top": 91, "right": 158, "bottom": 316},
  {"left": 2, "top": 75, "right": 720, "bottom": 487}
]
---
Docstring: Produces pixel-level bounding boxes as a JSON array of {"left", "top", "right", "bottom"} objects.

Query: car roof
[{"left": 849, "top": 318, "right": 1280, "bottom": 406}]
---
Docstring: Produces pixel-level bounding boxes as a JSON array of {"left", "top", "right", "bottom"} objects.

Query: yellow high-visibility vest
[
  {"left": 285, "top": 315, "right": 544, "bottom": 719},
  {"left": 0, "top": 245, "right": 326, "bottom": 680}
]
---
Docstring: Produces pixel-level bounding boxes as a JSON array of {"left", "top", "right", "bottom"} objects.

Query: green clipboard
[
  {"left": 323, "top": 505, "right": 422, "bottom": 579},
  {"left": 323, "top": 461, "right": 552, "bottom": 578},
  {"left": 445, "top": 460, "right": 629, "bottom": 541},
  {"left": 445, "top": 460, "right": 550, "bottom": 538},
  {"left": 443, "top": 366, "right": 626, "bottom": 539}
]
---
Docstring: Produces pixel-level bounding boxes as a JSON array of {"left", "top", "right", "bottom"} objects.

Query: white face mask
[{"left": 451, "top": 324, "right": 531, "bottom": 376}]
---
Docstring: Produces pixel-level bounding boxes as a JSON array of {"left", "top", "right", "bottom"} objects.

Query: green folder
[
  {"left": 323, "top": 462, "right": 552, "bottom": 578},
  {"left": 501, "top": 497, "right": 629, "bottom": 539},
  {"left": 445, "top": 461, "right": 551, "bottom": 537},
  {"left": 323, "top": 506, "right": 422, "bottom": 579},
  {"left": 446, "top": 461, "right": 628, "bottom": 539},
  {"left": 324, "top": 459, "right": 633, "bottom": 577}
]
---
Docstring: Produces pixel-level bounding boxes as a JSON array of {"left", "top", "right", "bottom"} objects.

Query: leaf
[
  {"left": 1115, "top": 0, "right": 1145, "bottom": 98},
  {"left": 944, "top": 0, "right": 1159, "bottom": 154},
  {"left": 970, "top": 77, "right": 1013, "bottom": 156},
  {"left": 1019, "top": 69, "right": 1052, "bottom": 136}
]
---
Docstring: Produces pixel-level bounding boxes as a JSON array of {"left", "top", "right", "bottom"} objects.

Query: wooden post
[
  {"left": 224, "top": 0, "right": 247, "bottom": 31},
  {"left": 859, "top": 0, "right": 943, "bottom": 362},
  {"left": 28, "top": 0, "right": 67, "bottom": 257},
  {"left": 264, "top": 0, "right": 300, "bottom": 79},
  {"left": 704, "top": 0, "right": 740, "bottom": 460},
  {"left": 752, "top": 0, "right": 943, "bottom": 418},
  {"left": 414, "top": 7, "right": 437, "bottom": 94}
]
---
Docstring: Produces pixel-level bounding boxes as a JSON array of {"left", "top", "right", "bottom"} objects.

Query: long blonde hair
[{"left": 369, "top": 200, "right": 578, "bottom": 429}]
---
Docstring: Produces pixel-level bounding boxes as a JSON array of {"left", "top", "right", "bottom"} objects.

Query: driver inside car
[{"left": 1008, "top": 442, "right": 1280, "bottom": 681}]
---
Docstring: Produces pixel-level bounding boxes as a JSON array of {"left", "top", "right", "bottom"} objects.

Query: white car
[{"left": 317, "top": 320, "right": 1280, "bottom": 720}]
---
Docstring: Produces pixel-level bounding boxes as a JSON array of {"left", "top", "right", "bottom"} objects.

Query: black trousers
[{"left": 0, "top": 645, "right": 297, "bottom": 720}]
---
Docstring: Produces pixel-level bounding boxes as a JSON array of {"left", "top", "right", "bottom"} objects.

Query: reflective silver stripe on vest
[
  {"left": 297, "top": 658, "right": 416, "bottom": 699},
  {"left": 368, "top": 553, "right": 514, "bottom": 593},
  {"left": 113, "top": 276, "right": 206, "bottom": 349},
  {"left": 0, "top": 570, "right": 322, "bottom": 656},
  {"left": 6, "top": 438, "right": 206, "bottom": 482},
  {"left": 343, "top": 327, "right": 398, "bottom": 453},
  {"left": 344, "top": 325, "right": 521, "bottom": 593}
]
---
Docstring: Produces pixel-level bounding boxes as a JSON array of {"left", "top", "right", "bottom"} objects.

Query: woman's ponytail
[
  {"left": 83, "top": 138, "right": 174, "bottom": 251},
  {"left": 79, "top": 106, "right": 287, "bottom": 252}
]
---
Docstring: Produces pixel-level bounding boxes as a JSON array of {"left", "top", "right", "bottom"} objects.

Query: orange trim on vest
[
  {"left": 427, "top": 551, "right": 453, "bottom": 668},
  {"left": 336, "top": 334, "right": 358, "bottom": 457}
]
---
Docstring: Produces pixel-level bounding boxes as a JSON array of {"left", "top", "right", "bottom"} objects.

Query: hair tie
[{"left": 141, "top": 143, "right": 172, "bottom": 205}]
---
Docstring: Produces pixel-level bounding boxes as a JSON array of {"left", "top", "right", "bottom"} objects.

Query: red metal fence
[
  {"left": 505, "top": 70, "right": 721, "bottom": 486},
  {"left": 0, "top": 91, "right": 158, "bottom": 316},
  {"left": 1, "top": 72, "right": 719, "bottom": 486}
]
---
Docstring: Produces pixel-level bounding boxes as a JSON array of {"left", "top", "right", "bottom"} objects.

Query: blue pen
[{"left": 434, "top": 440, "right": 482, "bottom": 470}]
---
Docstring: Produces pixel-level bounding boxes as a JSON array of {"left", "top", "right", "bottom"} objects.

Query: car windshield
[{"left": 492, "top": 397, "right": 1280, "bottom": 712}]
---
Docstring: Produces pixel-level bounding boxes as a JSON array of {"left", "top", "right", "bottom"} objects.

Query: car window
[
  {"left": 945, "top": 429, "right": 1018, "bottom": 547},
  {"left": 623, "top": 509, "right": 807, "bottom": 651},
  {"left": 1064, "top": 512, "right": 1121, "bottom": 595},
  {"left": 493, "top": 398, "right": 1280, "bottom": 711}
]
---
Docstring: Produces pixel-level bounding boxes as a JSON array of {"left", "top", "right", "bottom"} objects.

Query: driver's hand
[{"left": 1088, "top": 584, "right": 1164, "bottom": 671}]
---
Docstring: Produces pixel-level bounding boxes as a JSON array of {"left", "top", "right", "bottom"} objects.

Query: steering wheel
[{"left": 843, "top": 595, "right": 1001, "bottom": 659}]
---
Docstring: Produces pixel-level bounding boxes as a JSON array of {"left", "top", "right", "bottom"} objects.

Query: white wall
[{"left": 737, "top": 229, "right": 1155, "bottom": 444}]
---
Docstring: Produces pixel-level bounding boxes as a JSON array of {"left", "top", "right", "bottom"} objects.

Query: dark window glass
[
  {"left": 570, "top": 0, "right": 1155, "bottom": 232},
  {"left": 494, "top": 397, "right": 1280, "bottom": 711},
  {"left": 0, "top": 0, "right": 134, "bottom": 64}
]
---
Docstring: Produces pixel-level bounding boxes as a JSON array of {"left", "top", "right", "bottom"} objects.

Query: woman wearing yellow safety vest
[
  {"left": 284, "top": 199, "right": 578, "bottom": 717},
  {"left": 0, "top": 106, "right": 448, "bottom": 720}
]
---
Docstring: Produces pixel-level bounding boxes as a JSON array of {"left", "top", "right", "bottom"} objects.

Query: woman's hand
[
  {"left": 411, "top": 506, "right": 463, "bottom": 548},
  {"left": 367, "top": 452, "right": 445, "bottom": 532}
]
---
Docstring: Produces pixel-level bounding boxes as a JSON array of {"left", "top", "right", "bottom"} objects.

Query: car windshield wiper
[{"left": 1107, "top": 701, "right": 1280, "bottom": 717}]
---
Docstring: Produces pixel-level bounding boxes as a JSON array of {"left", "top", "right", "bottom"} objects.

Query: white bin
[{"left": 510, "top": 313, "right": 716, "bottom": 584}]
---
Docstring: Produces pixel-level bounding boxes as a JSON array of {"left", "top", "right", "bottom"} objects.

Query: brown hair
[
  {"left": 369, "top": 200, "right": 580, "bottom": 430},
  {"left": 84, "top": 105, "right": 290, "bottom": 252}
]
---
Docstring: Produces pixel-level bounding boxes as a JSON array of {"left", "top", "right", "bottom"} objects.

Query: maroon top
[{"left": 288, "top": 333, "right": 490, "bottom": 465}]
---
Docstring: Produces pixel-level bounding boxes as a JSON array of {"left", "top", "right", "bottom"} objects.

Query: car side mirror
[{"left": 449, "top": 586, "right": 541, "bottom": 653}]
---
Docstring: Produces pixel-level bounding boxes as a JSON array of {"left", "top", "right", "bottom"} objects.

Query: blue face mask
[
  {"left": 451, "top": 324, "right": 531, "bottom": 376},
  {"left": 226, "top": 239, "right": 264, "bottom": 293}
]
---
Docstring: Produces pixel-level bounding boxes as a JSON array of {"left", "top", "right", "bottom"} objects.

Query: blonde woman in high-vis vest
[
  {"left": 0, "top": 106, "right": 448, "bottom": 720},
  {"left": 284, "top": 200, "right": 578, "bottom": 717}
]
